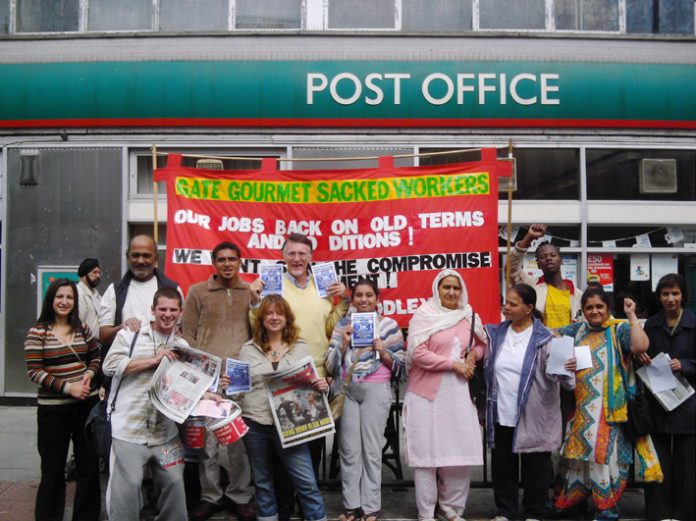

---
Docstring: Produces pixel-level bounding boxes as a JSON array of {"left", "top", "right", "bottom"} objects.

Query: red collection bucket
[
  {"left": 207, "top": 403, "right": 248, "bottom": 445},
  {"left": 184, "top": 416, "right": 207, "bottom": 449}
]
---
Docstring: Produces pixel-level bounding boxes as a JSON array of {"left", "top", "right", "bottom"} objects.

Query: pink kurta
[{"left": 404, "top": 319, "right": 484, "bottom": 468}]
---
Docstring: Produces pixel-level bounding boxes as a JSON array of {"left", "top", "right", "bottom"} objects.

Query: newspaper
[
  {"left": 262, "top": 357, "right": 335, "bottom": 448},
  {"left": 351, "top": 312, "right": 377, "bottom": 347},
  {"left": 637, "top": 365, "right": 695, "bottom": 412},
  {"left": 149, "top": 343, "right": 222, "bottom": 423}
]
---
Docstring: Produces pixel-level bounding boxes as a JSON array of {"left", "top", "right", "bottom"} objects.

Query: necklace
[{"left": 269, "top": 344, "right": 288, "bottom": 361}]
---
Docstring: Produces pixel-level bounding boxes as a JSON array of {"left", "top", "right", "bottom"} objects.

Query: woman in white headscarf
[{"left": 404, "top": 270, "right": 487, "bottom": 521}]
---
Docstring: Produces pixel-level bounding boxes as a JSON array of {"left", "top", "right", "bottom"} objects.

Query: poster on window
[
  {"left": 630, "top": 254, "right": 650, "bottom": 281},
  {"left": 587, "top": 254, "right": 614, "bottom": 291},
  {"left": 155, "top": 149, "right": 512, "bottom": 326}
]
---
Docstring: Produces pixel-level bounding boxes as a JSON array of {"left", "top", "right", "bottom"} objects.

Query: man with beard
[
  {"left": 181, "top": 241, "right": 260, "bottom": 521},
  {"left": 77, "top": 258, "right": 103, "bottom": 338}
]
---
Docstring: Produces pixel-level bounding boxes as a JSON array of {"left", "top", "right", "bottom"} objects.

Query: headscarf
[{"left": 406, "top": 270, "right": 487, "bottom": 369}]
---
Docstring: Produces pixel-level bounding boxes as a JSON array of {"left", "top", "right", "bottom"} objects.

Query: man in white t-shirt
[{"left": 99, "top": 235, "right": 180, "bottom": 350}]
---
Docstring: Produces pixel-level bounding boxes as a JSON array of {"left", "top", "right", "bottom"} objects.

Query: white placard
[
  {"left": 665, "top": 226, "right": 685, "bottom": 244},
  {"left": 645, "top": 353, "right": 680, "bottom": 393},
  {"left": 602, "top": 240, "right": 617, "bottom": 248},
  {"left": 634, "top": 233, "right": 652, "bottom": 248},
  {"left": 574, "top": 345, "right": 593, "bottom": 371},
  {"left": 546, "top": 336, "right": 575, "bottom": 377}
]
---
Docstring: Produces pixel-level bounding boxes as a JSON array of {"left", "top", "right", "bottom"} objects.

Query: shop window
[
  {"left": 236, "top": 0, "right": 301, "bottom": 29},
  {"left": 17, "top": 0, "right": 79, "bottom": 32},
  {"left": 291, "top": 147, "right": 414, "bottom": 170},
  {"left": 402, "top": 0, "right": 473, "bottom": 31},
  {"left": 88, "top": 0, "right": 153, "bottom": 31},
  {"left": 133, "top": 150, "right": 282, "bottom": 196},
  {"left": 421, "top": 148, "right": 580, "bottom": 200},
  {"left": 586, "top": 149, "right": 696, "bottom": 201},
  {"left": 327, "top": 0, "right": 396, "bottom": 29},
  {"left": 555, "top": 0, "right": 619, "bottom": 31},
  {"left": 0, "top": 0, "right": 9, "bottom": 33},
  {"left": 479, "top": 0, "right": 546, "bottom": 30},
  {"left": 160, "top": 0, "right": 228, "bottom": 31},
  {"left": 626, "top": 0, "right": 695, "bottom": 34}
]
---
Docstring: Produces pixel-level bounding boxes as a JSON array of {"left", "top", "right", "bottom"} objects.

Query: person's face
[
  {"left": 438, "top": 275, "right": 462, "bottom": 310},
  {"left": 127, "top": 237, "right": 158, "bottom": 281},
  {"left": 582, "top": 295, "right": 609, "bottom": 327},
  {"left": 352, "top": 283, "right": 378, "bottom": 312},
  {"left": 536, "top": 244, "right": 562, "bottom": 275},
  {"left": 283, "top": 241, "right": 311, "bottom": 280},
  {"left": 53, "top": 285, "right": 75, "bottom": 319},
  {"left": 152, "top": 296, "right": 182, "bottom": 334},
  {"left": 85, "top": 266, "right": 102, "bottom": 289},
  {"left": 263, "top": 304, "right": 287, "bottom": 335},
  {"left": 659, "top": 285, "right": 683, "bottom": 313},
  {"left": 503, "top": 290, "right": 533, "bottom": 323},
  {"left": 214, "top": 248, "right": 240, "bottom": 281}
]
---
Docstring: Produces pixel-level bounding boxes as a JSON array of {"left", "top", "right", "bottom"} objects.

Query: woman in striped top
[
  {"left": 25, "top": 278, "right": 102, "bottom": 521},
  {"left": 325, "top": 277, "right": 406, "bottom": 521}
]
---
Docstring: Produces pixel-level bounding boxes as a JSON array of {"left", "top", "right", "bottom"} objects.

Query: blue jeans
[{"left": 243, "top": 419, "right": 326, "bottom": 521}]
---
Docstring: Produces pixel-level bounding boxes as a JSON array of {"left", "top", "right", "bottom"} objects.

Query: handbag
[
  {"left": 613, "top": 326, "right": 654, "bottom": 439},
  {"left": 85, "top": 330, "right": 139, "bottom": 459},
  {"left": 465, "top": 312, "right": 486, "bottom": 421},
  {"left": 329, "top": 357, "right": 358, "bottom": 421}
]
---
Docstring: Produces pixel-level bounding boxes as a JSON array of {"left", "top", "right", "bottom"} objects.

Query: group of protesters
[{"left": 25, "top": 225, "right": 694, "bottom": 521}]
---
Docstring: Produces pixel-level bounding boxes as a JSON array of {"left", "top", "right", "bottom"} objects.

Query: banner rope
[{"left": 151, "top": 146, "right": 509, "bottom": 163}]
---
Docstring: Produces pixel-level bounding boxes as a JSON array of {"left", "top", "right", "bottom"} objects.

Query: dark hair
[
  {"left": 581, "top": 285, "right": 611, "bottom": 310},
  {"left": 282, "top": 233, "right": 313, "bottom": 252},
  {"left": 36, "top": 279, "right": 82, "bottom": 331},
  {"left": 253, "top": 295, "right": 299, "bottom": 352},
  {"left": 212, "top": 241, "right": 241, "bottom": 261},
  {"left": 534, "top": 240, "right": 561, "bottom": 259},
  {"left": 508, "top": 283, "right": 543, "bottom": 320},
  {"left": 655, "top": 273, "right": 688, "bottom": 305},
  {"left": 351, "top": 277, "right": 380, "bottom": 298},
  {"left": 152, "top": 287, "right": 183, "bottom": 309}
]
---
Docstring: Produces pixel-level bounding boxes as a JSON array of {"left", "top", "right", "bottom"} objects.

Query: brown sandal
[{"left": 363, "top": 511, "right": 379, "bottom": 521}]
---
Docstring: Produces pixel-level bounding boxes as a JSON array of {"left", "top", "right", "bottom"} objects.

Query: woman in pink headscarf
[{"left": 404, "top": 269, "right": 487, "bottom": 521}]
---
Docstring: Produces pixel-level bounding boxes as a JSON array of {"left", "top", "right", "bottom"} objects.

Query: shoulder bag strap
[{"left": 107, "top": 330, "right": 140, "bottom": 420}]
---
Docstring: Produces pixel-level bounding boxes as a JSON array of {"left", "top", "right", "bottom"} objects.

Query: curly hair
[{"left": 253, "top": 295, "right": 300, "bottom": 352}]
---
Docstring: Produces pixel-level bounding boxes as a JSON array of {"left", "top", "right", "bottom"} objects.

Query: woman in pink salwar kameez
[{"left": 404, "top": 270, "right": 487, "bottom": 521}]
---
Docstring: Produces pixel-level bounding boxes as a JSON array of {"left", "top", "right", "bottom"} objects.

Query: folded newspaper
[
  {"left": 149, "top": 341, "right": 222, "bottom": 423},
  {"left": 262, "top": 357, "right": 335, "bottom": 448}
]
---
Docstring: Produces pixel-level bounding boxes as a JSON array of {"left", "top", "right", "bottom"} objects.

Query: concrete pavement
[{"left": 0, "top": 404, "right": 647, "bottom": 521}]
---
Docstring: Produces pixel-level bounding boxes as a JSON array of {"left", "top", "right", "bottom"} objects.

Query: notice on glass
[
  {"left": 546, "top": 336, "right": 575, "bottom": 377},
  {"left": 651, "top": 254, "right": 679, "bottom": 291},
  {"left": 351, "top": 312, "right": 377, "bottom": 348},
  {"left": 260, "top": 264, "right": 284, "bottom": 297},
  {"left": 312, "top": 262, "right": 338, "bottom": 298},
  {"left": 574, "top": 345, "right": 593, "bottom": 371},
  {"left": 630, "top": 254, "right": 650, "bottom": 281}
]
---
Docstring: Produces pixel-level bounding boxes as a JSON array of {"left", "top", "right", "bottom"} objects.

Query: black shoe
[{"left": 189, "top": 500, "right": 223, "bottom": 521}]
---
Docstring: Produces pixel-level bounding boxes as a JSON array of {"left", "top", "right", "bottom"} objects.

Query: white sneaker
[
  {"left": 491, "top": 517, "right": 510, "bottom": 521},
  {"left": 437, "top": 509, "right": 465, "bottom": 521}
]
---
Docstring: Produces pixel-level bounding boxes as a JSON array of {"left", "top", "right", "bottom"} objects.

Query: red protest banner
[{"left": 155, "top": 149, "right": 511, "bottom": 326}]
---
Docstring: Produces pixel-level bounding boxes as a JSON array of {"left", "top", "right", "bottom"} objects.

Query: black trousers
[
  {"left": 491, "top": 424, "right": 552, "bottom": 520},
  {"left": 36, "top": 398, "right": 101, "bottom": 521},
  {"left": 644, "top": 432, "right": 696, "bottom": 521}
]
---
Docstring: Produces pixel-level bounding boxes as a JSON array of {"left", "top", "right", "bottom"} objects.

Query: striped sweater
[{"left": 24, "top": 324, "right": 101, "bottom": 405}]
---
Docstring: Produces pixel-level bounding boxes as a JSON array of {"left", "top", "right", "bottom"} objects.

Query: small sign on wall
[{"left": 36, "top": 266, "right": 79, "bottom": 318}]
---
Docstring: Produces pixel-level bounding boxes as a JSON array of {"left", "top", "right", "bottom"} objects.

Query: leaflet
[
  {"left": 351, "top": 312, "right": 377, "bottom": 348},
  {"left": 644, "top": 352, "right": 679, "bottom": 393},
  {"left": 225, "top": 358, "right": 252, "bottom": 395},
  {"left": 312, "top": 262, "right": 338, "bottom": 298},
  {"left": 260, "top": 264, "right": 284, "bottom": 297}
]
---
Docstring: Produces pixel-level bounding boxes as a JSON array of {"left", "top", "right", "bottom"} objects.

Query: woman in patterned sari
[{"left": 553, "top": 285, "right": 658, "bottom": 521}]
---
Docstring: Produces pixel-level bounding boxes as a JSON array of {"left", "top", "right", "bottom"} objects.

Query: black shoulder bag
[{"left": 85, "top": 330, "right": 139, "bottom": 459}]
